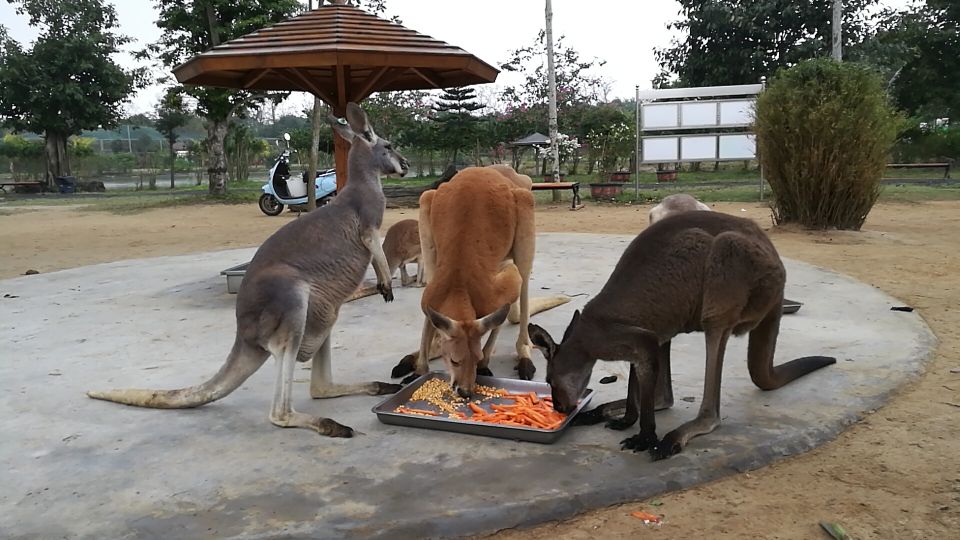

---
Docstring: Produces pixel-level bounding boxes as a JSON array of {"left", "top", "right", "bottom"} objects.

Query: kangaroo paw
[
  {"left": 620, "top": 430, "right": 659, "bottom": 452},
  {"left": 606, "top": 416, "right": 637, "bottom": 431},
  {"left": 516, "top": 357, "right": 536, "bottom": 380},
  {"left": 317, "top": 418, "right": 355, "bottom": 438},
  {"left": 377, "top": 282, "right": 394, "bottom": 302},
  {"left": 391, "top": 354, "right": 416, "bottom": 378},
  {"left": 401, "top": 373, "right": 420, "bottom": 385},
  {"left": 570, "top": 406, "right": 608, "bottom": 426},
  {"left": 477, "top": 367, "right": 494, "bottom": 377},
  {"left": 374, "top": 382, "right": 403, "bottom": 395},
  {"left": 649, "top": 433, "right": 683, "bottom": 460}
]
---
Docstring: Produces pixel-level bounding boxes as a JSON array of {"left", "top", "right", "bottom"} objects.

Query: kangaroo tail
[
  {"left": 509, "top": 295, "right": 572, "bottom": 324},
  {"left": 87, "top": 337, "right": 268, "bottom": 409}
]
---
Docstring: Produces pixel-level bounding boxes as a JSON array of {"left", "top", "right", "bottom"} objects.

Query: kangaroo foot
[
  {"left": 373, "top": 381, "right": 403, "bottom": 395},
  {"left": 515, "top": 357, "right": 536, "bottom": 380},
  {"left": 606, "top": 416, "right": 637, "bottom": 431},
  {"left": 377, "top": 282, "right": 394, "bottom": 302},
  {"left": 401, "top": 373, "right": 420, "bottom": 385},
  {"left": 392, "top": 354, "right": 416, "bottom": 378},
  {"left": 477, "top": 367, "right": 494, "bottom": 377},
  {"left": 649, "top": 432, "right": 683, "bottom": 460},
  {"left": 621, "top": 430, "right": 659, "bottom": 452},
  {"left": 317, "top": 418, "right": 355, "bottom": 438}
]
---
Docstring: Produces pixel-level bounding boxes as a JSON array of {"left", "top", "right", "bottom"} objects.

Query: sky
[{"left": 0, "top": 0, "right": 916, "bottom": 117}]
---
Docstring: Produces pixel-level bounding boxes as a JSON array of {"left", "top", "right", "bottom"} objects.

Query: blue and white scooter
[{"left": 258, "top": 133, "right": 338, "bottom": 216}]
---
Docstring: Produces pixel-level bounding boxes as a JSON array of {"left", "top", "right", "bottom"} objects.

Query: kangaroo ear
[
  {"left": 477, "top": 303, "right": 510, "bottom": 333},
  {"left": 328, "top": 113, "right": 356, "bottom": 143},
  {"left": 528, "top": 323, "right": 557, "bottom": 361},
  {"left": 426, "top": 307, "right": 455, "bottom": 336},
  {"left": 561, "top": 309, "right": 581, "bottom": 343},
  {"left": 345, "top": 102, "right": 377, "bottom": 144}
]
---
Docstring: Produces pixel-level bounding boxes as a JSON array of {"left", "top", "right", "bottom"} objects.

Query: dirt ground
[{"left": 1, "top": 199, "right": 958, "bottom": 539}]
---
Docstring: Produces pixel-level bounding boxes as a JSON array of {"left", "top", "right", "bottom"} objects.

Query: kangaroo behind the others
[{"left": 383, "top": 219, "right": 424, "bottom": 287}]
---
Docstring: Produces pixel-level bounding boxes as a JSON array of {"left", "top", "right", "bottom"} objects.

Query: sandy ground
[{"left": 1, "top": 199, "right": 958, "bottom": 539}]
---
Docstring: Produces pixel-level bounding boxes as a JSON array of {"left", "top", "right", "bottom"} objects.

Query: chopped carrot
[
  {"left": 468, "top": 402, "right": 486, "bottom": 415},
  {"left": 630, "top": 511, "right": 662, "bottom": 524},
  {"left": 528, "top": 391, "right": 540, "bottom": 404}
]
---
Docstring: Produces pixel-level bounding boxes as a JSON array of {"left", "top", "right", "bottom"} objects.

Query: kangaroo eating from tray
[
  {"left": 87, "top": 103, "right": 407, "bottom": 437},
  {"left": 391, "top": 165, "right": 563, "bottom": 398},
  {"left": 648, "top": 193, "right": 711, "bottom": 224},
  {"left": 529, "top": 211, "right": 836, "bottom": 459}
]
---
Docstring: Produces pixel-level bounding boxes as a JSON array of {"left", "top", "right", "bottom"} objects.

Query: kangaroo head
[
  {"left": 426, "top": 304, "right": 511, "bottom": 398},
  {"left": 328, "top": 102, "right": 409, "bottom": 177},
  {"left": 528, "top": 310, "right": 596, "bottom": 414}
]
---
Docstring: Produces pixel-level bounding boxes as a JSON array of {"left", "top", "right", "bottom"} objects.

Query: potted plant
[
  {"left": 589, "top": 182, "right": 623, "bottom": 199},
  {"left": 610, "top": 170, "right": 631, "bottom": 182},
  {"left": 656, "top": 166, "right": 678, "bottom": 182}
]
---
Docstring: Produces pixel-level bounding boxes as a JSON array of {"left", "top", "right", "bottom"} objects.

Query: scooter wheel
[{"left": 258, "top": 194, "right": 284, "bottom": 216}]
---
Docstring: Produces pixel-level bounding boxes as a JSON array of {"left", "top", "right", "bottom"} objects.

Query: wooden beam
[
  {"left": 336, "top": 64, "right": 349, "bottom": 110},
  {"left": 278, "top": 68, "right": 337, "bottom": 107},
  {"left": 409, "top": 67, "right": 443, "bottom": 88},
  {"left": 240, "top": 69, "right": 271, "bottom": 89},
  {"left": 351, "top": 66, "right": 389, "bottom": 103}
]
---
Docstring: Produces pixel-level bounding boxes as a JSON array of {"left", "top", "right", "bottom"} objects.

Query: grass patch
[{"left": 80, "top": 191, "right": 259, "bottom": 214}]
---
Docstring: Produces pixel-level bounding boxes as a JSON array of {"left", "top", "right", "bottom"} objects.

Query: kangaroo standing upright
[
  {"left": 529, "top": 211, "right": 835, "bottom": 459},
  {"left": 88, "top": 103, "right": 407, "bottom": 437}
]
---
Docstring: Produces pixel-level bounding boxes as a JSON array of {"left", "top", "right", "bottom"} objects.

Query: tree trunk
[
  {"left": 44, "top": 131, "right": 70, "bottom": 189},
  {"left": 307, "top": 96, "right": 323, "bottom": 210},
  {"left": 206, "top": 120, "right": 229, "bottom": 195},
  {"left": 169, "top": 139, "right": 176, "bottom": 189}
]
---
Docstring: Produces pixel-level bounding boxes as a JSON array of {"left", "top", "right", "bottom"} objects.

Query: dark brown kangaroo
[{"left": 529, "top": 211, "right": 835, "bottom": 460}]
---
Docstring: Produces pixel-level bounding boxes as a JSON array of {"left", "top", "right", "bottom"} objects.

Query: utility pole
[
  {"left": 832, "top": 0, "right": 843, "bottom": 61},
  {"left": 306, "top": 0, "right": 321, "bottom": 210},
  {"left": 545, "top": 0, "right": 561, "bottom": 200}
]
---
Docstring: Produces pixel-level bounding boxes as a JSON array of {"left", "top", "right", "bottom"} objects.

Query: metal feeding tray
[
  {"left": 782, "top": 299, "right": 803, "bottom": 315},
  {"left": 220, "top": 262, "right": 250, "bottom": 294},
  {"left": 372, "top": 372, "right": 594, "bottom": 444}
]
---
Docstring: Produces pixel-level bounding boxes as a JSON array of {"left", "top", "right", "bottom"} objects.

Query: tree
[
  {"left": 432, "top": 87, "right": 484, "bottom": 164},
  {"left": 755, "top": 59, "right": 902, "bottom": 230},
  {"left": 654, "top": 0, "right": 879, "bottom": 87},
  {"left": 500, "top": 31, "right": 608, "bottom": 121},
  {"left": 155, "top": 87, "right": 191, "bottom": 189},
  {"left": 860, "top": 1, "right": 959, "bottom": 120},
  {"left": 0, "top": 0, "right": 143, "bottom": 188},
  {"left": 148, "top": 0, "right": 301, "bottom": 195}
]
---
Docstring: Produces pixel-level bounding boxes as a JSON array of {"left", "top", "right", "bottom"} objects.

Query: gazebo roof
[
  {"left": 510, "top": 132, "right": 551, "bottom": 147},
  {"left": 172, "top": 4, "right": 499, "bottom": 105}
]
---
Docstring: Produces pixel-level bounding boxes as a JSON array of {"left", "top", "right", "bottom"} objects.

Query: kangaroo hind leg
[{"left": 310, "top": 333, "right": 401, "bottom": 399}]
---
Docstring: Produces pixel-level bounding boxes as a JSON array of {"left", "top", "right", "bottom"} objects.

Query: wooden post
[{"left": 333, "top": 103, "right": 350, "bottom": 192}]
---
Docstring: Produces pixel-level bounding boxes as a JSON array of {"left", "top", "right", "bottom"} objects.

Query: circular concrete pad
[{"left": 0, "top": 233, "right": 934, "bottom": 539}]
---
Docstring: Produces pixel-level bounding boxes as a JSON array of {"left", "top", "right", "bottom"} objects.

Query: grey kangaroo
[
  {"left": 88, "top": 102, "right": 407, "bottom": 437},
  {"left": 529, "top": 211, "right": 835, "bottom": 460}
]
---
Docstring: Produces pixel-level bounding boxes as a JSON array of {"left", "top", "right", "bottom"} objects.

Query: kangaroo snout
[{"left": 454, "top": 385, "right": 472, "bottom": 399}]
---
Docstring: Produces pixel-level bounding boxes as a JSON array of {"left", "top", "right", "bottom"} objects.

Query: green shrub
[{"left": 755, "top": 59, "right": 903, "bottom": 230}]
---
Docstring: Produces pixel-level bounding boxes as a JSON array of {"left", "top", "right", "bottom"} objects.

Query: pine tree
[{"left": 432, "top": 87, "right": 484, "bottom": 164}]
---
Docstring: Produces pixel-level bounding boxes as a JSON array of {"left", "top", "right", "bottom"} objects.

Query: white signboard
[
  {"left": 681, "top": 136, "right": 717, "bottom": 160},
  {"left": 719, "top": 99, "right": 755, "bottom": 126},
  {"left": 718, "top": 134, "right": 756, "bottom": 159},
  {"left": 680, "top": 102, "right": 718, "bottom": 128},
  {"left": 642, "top": 137, "right": 679, "bottom": 162},
  {"left": 642, "top": 103, "right": 679, "bottom": 129}
]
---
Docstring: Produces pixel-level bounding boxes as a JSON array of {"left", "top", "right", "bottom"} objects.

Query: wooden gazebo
[{"left": 172, "top": 0, "right": 499, "bottom": 189}]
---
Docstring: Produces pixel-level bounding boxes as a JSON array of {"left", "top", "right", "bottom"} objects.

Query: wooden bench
[
  {"left": 885, "top": 163, "right": 951, "bottom": 179},
  {"left": 531, "top": 181, "right": 582, "bottom": 210},
  {"left": 0, "top": 181, "right": 45, "bottom": 194}
]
